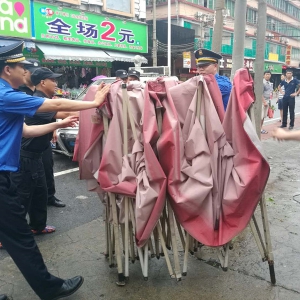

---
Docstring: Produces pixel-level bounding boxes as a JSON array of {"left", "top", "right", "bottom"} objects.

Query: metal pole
[
  {"left": 253, "top": 0, "right": 267, "bottom": 136},
  {"left": 231, "top": 0, "right": 247, "bottom": 79},
  {"left": 211, "top": 0, "right": 225, "bottom": 53},
  {"left": 153, "top": 0, "right": 157, "bottom": 67},
  {"left": 168, "top": 0, "right": 171, "bottom": 74}
]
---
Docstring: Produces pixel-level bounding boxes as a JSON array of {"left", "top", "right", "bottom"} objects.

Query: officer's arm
[
  {"left": 36, "top": 83, "right": 110, "bottom": 113},
  {"left": 22, "top": 116, "right": 78, "bottom": 138},
  {"left": 54, "top": 111, "right": 79, "bottom": 119}
]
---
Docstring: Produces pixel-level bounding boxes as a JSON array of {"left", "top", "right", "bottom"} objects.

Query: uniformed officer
[
  {"left": 194, "top": 48, "right": 232, "bottom": 110},
  {"left": 127, "top": 69, "right": 140, "bottom": 82},
  {"left": 115, "top": 69, "right": 128, "bottom": 83},
  {"left": 18, "top": 60, "right": 66, "bottom": 208},
  {"left": 0, "top": 41, "right": 110, "bottom": 300}
]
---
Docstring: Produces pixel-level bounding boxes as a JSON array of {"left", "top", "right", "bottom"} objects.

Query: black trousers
[
  {"left": 42, "top": 144, "right": 56, "bottom": 203},
  {"left": 0, "top": 172, "right": 63, "bottom": 299},
  {"left": 282, "top": 96, "right": 295, "bottom": 127},
  {"left": 10, "top": 151, "right": 48, "bottom": 232}
]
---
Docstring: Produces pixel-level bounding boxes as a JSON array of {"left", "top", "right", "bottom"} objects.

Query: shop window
[
  {"left": 222, "top": 31, "right": 231, "bottom": 46},
  {"left": 244, "top": 38, "right": 252, "bottom": 49},
  {"left": 225, "top": 0, "right": 235, "bottom": 18},
  {"left": 184, "top": 21, "right": 192, "bottom": 29}
]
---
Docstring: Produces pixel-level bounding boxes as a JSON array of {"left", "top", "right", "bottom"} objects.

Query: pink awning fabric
[
  {"left": 156, "top": 70, "right": 269, "bottom": 246},
  {"left": 73, "top": 85, "right": 106, "bottom": 193},
  {"left": 98, "top": 81, "right": 167, "bottom": 247}
]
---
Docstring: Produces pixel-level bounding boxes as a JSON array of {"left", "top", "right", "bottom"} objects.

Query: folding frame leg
[
  {"left": 167, "top": 200, "right": 182, "bottom": 281},
  {"left": 110, "top": 193, "right": 125, "bottom": 286},
  {"left": 259, "top": 195, "right": 276, "bottom": 284}
]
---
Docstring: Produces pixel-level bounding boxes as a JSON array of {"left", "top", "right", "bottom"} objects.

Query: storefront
[
  {"left": 264, "top": 61, "right": 284, "bottom": 88},
  {"left": 219, "top": 56, "right": 255, "bottom": 77},
  {"left": 0, "top": 0, "right": 148, "bottom": 95}
]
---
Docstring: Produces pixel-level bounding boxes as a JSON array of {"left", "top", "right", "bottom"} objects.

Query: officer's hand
[
  {"left": 57, "top": 116, "right": 79, "bottom": 128},
  {"left": 94, "top": 82, "right": 111, "bottom": 107},
  {"left": 272, "top": 128, "right": 287, "bottom": 141}
]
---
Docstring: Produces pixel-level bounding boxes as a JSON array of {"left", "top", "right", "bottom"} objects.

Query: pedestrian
[
  {"left": 19, "top": 58, "right": 41, "bottom": 95},
  {"left": 127, "top": 69, "right": 140, "bottom": 82},
  {"left": 18, "top": 61, "right": 66, "bottom": 208},
  {"left": 279, "top": 69, "right": 300, "bottom": 130},
  {"left": 194, "top": 48, "right": 232, "bottom": 110},
  {"left": 277, "top": 74, "right": 285, "bottom": 123},
  {"left": 0, "top": 41, "right": 110, "bottom": 300},
  {"left": 115, "top": 69, "right": 128, "bottom": 83},
  {"left": 261, "top": 70, "right": 273, "bottom": 134}
]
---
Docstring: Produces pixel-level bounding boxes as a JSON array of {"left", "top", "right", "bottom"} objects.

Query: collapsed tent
[
  {"left": 155, "top": 69, "right": 269, "bottom": 246},
  {"left": 73, "top": 68, "right": 273, "bottom": 283}
]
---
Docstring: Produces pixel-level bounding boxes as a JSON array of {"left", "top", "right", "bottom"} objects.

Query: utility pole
[
  {"left": 167, "top": 0, "right": 171, "bottom": 75},
  {"left": 152, "top": 0, "right": 157, "bottom": 67},
  {"left": 231, "top": 0, "right": 247, "bottom": 80},
  {"left": 211, "top": 0, "right": 225, "bottom": 53},
  {"left": 254, "top": 0, "right": 267, "bottom": 136}
]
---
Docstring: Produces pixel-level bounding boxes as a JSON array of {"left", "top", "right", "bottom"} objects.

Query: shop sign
[
  {"left": 223, "top": 57, "right": 232, "bottom": 69},
  {"left": 0, "top": 0, "right": 31, "bottom": 38},
  {"left": 264, "top": 62, "right": 282, "bottom": 74},
  {"left": 42, "top": 59, "right": 112, "bottom": 68},
  {"left": 33, "top": 2, "right": 148, "bottom": 53},
  {"left": 183, "top": 52, "right": 191, "bottom": 68},
  {"left": 244, "top": 58, "right": 254, "bottom": 72},
  {"left": 268, "top": 53, "right": 279, "bottom": 61},
  {"left": 286, "top": 45, "right": 292, "bottom": 65},
  {"left": 56, "top": 0, "right": 81, "bottom": 5}
]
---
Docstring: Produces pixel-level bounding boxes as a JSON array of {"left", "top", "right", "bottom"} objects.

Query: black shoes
[
  {"left": 279, "top": 125, "right": 287, "bottom": 128},
  {"left": 289, "top": 126, "right": 294, "bottom": 130},
  {"left": 48, "top": 197, "right": 66, "bottom": 207},
  {"left": 45, "top": 276, "right": 84, "bottom": 300},
  {"left": 0, "top": 294, "right": 7, "bottom": 300}
]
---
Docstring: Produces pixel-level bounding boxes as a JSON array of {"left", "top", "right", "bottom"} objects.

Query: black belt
[{"left": 20, "top": 149, "right": 43, "bottom": 159}]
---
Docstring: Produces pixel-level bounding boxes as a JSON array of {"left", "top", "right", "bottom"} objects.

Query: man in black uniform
[
  {"left": 19, "top": 58, "right": 41, "bottom": 95},
  {"left": 0, "top": 41, "right": 110, "bottom": 300},
  {"left": 127, "top": 69, "right": 140, "bottom": 82},
  {"left": 19, "top": 60, "right": 66, "bottom": 208},
  {"left": 115, "top": 69, "right": 128, "bottom": 83}
]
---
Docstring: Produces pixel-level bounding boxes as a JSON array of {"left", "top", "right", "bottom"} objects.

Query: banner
[
  {"left": 23, "top": 45, "right": 112, "bottom": 67},
  {"left": 0, "top": 0, "right": 31, "bottom": 38},
  {"left": 183, "top": 52, "right": 191, "bottom": 68},
  {"left": 33, "top": 2, "right": 148, "bottom": 53}
]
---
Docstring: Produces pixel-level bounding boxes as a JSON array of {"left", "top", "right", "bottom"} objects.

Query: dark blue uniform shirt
[
  {"left": 280, "top": 78, "right": 300, "bottom": 98},
  {"left": 0, "top": 78, "right": 44, "bottom": 171}
]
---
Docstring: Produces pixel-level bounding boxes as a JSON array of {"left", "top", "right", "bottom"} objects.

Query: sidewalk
[
  {"left": 261, "top": 112, "right": 300, "bottom": 140},
  {"left": 1, "top": 219, "right": 299, "bottom": 300}
]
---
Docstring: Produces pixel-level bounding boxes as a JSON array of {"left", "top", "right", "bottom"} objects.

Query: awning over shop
[
  {"left": 36, "top": 43, "right": 113, "bottom": 62},
  {"left": 104, "top": 50, "right": 148, "bottom": 64}
]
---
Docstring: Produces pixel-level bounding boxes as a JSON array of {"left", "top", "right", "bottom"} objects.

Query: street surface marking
[{"left": 54, "top": 167, "right": 79, "bottom": 177}]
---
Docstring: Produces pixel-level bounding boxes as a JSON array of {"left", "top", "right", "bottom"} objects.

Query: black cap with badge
[
  {"left": 25, "top": 59, "right": 41, "bottom": 73},
  {"left": 194, "top": 48, "right": 222, "bottom": 66},
  {"left": 0, "top": 41, "right": 32, "bottom": 65},
  {"left": 115, "top": 69, "right": 128, "bottom": 79},
  {"left": 31, "top": 67, "right": 62, "bottom": 86},
  {"left": 128, "top": 69, "right": 140, "bottom": 80}
]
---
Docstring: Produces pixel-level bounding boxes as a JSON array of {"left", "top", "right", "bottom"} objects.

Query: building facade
[
  {"left": 0, "top": 0, "right": 148, "bottom": 90},
  {"left": 146, "top": 0, "right": 300, "bottom": 80}
]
